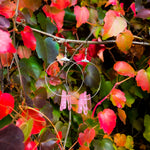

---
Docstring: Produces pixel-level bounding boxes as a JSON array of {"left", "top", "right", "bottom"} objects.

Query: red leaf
[
  {"left": 98, "top": 108, "right": 117, "bottom": 135},
  {"left": 136, "top": 68, "right": 150, "bottom": 93},
  {"left": 0, "top": 1, "right": 16, "bottom": 18},
  {"left": 49, "top": 76, "right": 62, "bottom": 86},
  {"left": 0, "top": 92, "right": 14, "bottom": 120},
  {"left": 102, "top": 10, "right": 127, "bottom": 40},
  {"left": 74, "top": 6, "right": 89, "bottom": 28},
  {"left": 116, "top": 30, "right": 134, "bottom": 54},
  {"left": 130, "top": 3, "right": 136, "bottom": 17},
  {"left": 56, "top": 131, "right": 62, "bottom": 143},
  {"left": 21, "top": 26, "right": 36, "bottom": 51},
  {"left": 105, "top": 0, "right": 117, "bottom": 7},
  {"left": 0, "top": 29, "right": 16, "bottom": 53},
  {"left": 78, "top": 128, "right": 95, "bottom": 146},
  {"left": 17, "top": 46, "right": 31, "bottom": 59},
  {"left": 42, "top": 5, "right": 65, "bottom": 31},
  {"left": 73, "top": 48, "right": 91, "bottom": 67},
  {"left": 16, "top": 109, "right": 46, "bottom": 134},
  {"left": 25, "top": 138, "right": 37, "bottom": 150},
  {"left": 51, "top": 0, "right": 70, "bottom": 10},
  {"left": 79, "top": 145, "right": 90, "bottom": 150},
  {"left": 113, "top": 61, "right": 136, "bottom": 77},
  {"left": 110, "top": 89, "right": 126, "bottom": 108}
]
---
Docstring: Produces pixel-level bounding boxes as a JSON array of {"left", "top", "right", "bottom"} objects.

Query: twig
[
  {"left": 0, "top": 58, "right": 4, "bottom": 92},
  {"left": 16, "top": 21, "right": 150, "bottom": 46}
]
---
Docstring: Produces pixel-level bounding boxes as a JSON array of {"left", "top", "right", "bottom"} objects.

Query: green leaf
[
  {"left": 0, "top": 115, "right": 12, "bottom": 129},
  {"left": 93, "top": 139, "right": 114, "bottom": 150},
  {"left": 19, "top": 56, "right": 42, "bottom": 79},
  {"left": 35, "top": 33, "right": 59, "bottom": 67},
  {"left": 125, "top": 135, "right": 134, "bottom": 149},
  {"left": 124, "top": 91, "right": 135, "bottom": 107},
  {"left": 143, "top": 114, "right": 150, "bottom": 142},
  {"left": 20, "top": 118, "right": 33, "bottom": 142}
]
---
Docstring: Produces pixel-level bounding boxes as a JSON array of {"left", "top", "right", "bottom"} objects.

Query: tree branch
[{"left": 17, "top": 21, "right": 150, "bottom": 46}]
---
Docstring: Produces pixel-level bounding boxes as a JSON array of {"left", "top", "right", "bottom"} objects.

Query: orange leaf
[
  {"left": 17, "top": 46, "right": 31, "bottom": 59},
  {"left": 74, "top": 6, "right": 89, "bottom": 28},
  {"left": 0, "top": 53, "right": 13, "bottom": 67},
  {"left": 51, "top": 0, "right": 70, "bottom": 10},
  {"left": 113, "top": 61, "right": 136, "bottom": 77},
  {"left": 102, "top": 10, "right": 127, "bottom": 40},
  {"left": 118, "top": 108, "right": 126, "bottom": 125},
  {"left": 136, "top": 68, "right": 150, "bottom": 93},
  {"left": 116, "top": 30, "right": 134, "bottom": 54},
  {"left": 114, "top": 133, "right": 126, "bottom": 147},
  {"left": 110, "top": 89, "right": 126, "bottom": 108}
]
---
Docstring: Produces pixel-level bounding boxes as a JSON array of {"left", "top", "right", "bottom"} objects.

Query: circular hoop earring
[
  {"left": 45, "top": 60, "right": 84, "bottom": 97},
  {"left": 66, "top": 47, "right": 101, "bottom": 100}
]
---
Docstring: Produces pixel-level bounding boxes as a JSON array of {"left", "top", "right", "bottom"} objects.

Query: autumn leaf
[
  {"left": 0, "top": 29, "right": 16, "bottom": 53},
  {"left": 42, "top": 5, "right": 65, "bottom": 31},
  {"left": 116, "top": 30, "right": 134, "bottom": 54},
  {"left": 113, "top": 61, "right": 136, "bottom": 77},
  {"left": 16, "top": 0, "right": 42, "bottom": 15},
  {"left": 102, "top": 10, "right": 127, "bottom": 40},
  {"left": 118, "top": 108, "right": 126, "bottom": 125},
  {"left": 56, "top": 131, "right": 62, "bottom": 143},
  {"left": 25, "top": 138, "right": 37, "bottom": 150},
  {"left": 74, "top": 6, "right": 89, "bottom": 28},
  {"left": 78, "top": 128, "right": 95, "bottom": 146},
  {"left": 21, "top": 26, "right": 36, "bottom": 51},
  {"left": 130, "top": 3, "right": 136, "bottom": 17},
  {"left": 105, "top": 0, "right": 117, "bottom": 7},
  {"left": 16, "top": 108, "right": 46, "bottom": 134},
  {"left": 110, "top": 89, "right": 126, "bottom": 108},
  {"left": 0, "top": 0, "right": 16, "bottom": 18},
  {"left": 136, "top": 67, "right": 150, "bottom": 93},
  {"left": 0, "top": 91, "right": 14, "bottom": 120},
  {"left": 114, "top": 133, "right": 126, "bottom": 147},
  {"left": 51, "top": 0, "right": 70, "bottom": 10},
  {"left": 17, "top": 46, "right": 31, "bottom": 59},
  {"left": 0, "top": 53, "right": 13, "bottom": 67},
  {"left": 98, "top": 109, "right": 117, "bottom": 135}
]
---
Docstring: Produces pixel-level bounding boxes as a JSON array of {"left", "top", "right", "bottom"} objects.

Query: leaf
[
  {"left": 93, "top": 139, "right": 114, "bottom": 150},
  {"left": 0, "top": 124, "right": 24, "bottom": 150},
  {"left": 21, "top": 26, "right": 36, "bottom": 51},
  {"left": 25, "top": 138, "right": 37, "bottom": 150},
  {"left": 0, "top": 1, "right": 16, "bottom": 18},
  {"left": 0, "top": 92, "right": 14, "bottom": 120},
  {"left": 110, "top": 89, "right": 126, "bottom": 108},
  {"left": 98, "top": 108, "right": 117, "bottom": 135},
  {"left": 118, "top": 108, "right": 126, "bottom": 125},
  {"left": 116, "top": 30, "right": 134, "bottom": 54},
  {"left": 143, "top": 114, "right": 150, "bottom": 142},
  {"left": 78, "top": 128, "right": 95, "bottom": 145},
  {"left": 124, "top": 91, "right": 135, "bottom": 107},
  {"left": 124, "top": 135, "right": 134, "bottom": 149},
  {"left": 16, "top": 108, "right": 46, "bottom": 135},
  {"left": 0, "top": 53, "right": 13, "bottom": 67},
  {"left": 19, "top": 56, "right": 42, "bottom": 79},
  {"left": 113, "top": 61, "right": 136, "bottom": 77},
  {"left": 51, "top": 0, "right": 71, "bottom": 10},
  {"left": 136, "top": 68, "right": 150, "bottom": 93},
  {"left": 19, "top": 118, "right": 33, "bottom": 142},
  {"left": 130, "top": 3, "right": 136, "bottom": 17},
  {"left": 74, "top": 6, "right": 89, "bottom": 28},
  {"left": 42, "top": 5, "right": 65, "bottom": 31},
  {"left": 0, "top": 16, "right": 10, "bottom": 29},
  {"left": 102, "top": 10, "right": 127, "bottom": 40},
  {"left": 33, "top": 87, "right": 47, "bottom": 108},
  {"left": 136, "top": 8, "right": 150, "bottom": 19},
  {"left": 35, "top": 33, "right": 59, "bottom": 67},
  {"left": 56, "top": 131, "right": 62, "bottom": 143},
  {"left": 16, "top": 0, "right": 42, "bottom": 15},
  {"left": 114, "top": 133, "right": 126, "bottom": 147},
  {"left": 105, "top": 0, "right": 117, "bottom": 7},
  {"left": 79, "top": 145, "right": 90, "bottom": 150},
  {"left": 0, "top": 29, "right": 16, "bottom": 53},
  {"left": 17, "top": 46, "right": 31, "bottom": 59}
]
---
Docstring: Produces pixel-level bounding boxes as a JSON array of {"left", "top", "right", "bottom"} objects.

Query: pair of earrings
[{"left": 45, "top": 46, "right": 101, "bottom": 100}]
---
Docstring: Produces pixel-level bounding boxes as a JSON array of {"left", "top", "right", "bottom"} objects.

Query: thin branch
[{"left": 16, "top": 21, "right": 150, "bottom": 46}]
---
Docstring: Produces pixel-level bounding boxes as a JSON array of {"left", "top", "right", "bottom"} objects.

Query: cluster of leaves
[{"left": 0, "top": 0, "right": 150, "bottom": 149}]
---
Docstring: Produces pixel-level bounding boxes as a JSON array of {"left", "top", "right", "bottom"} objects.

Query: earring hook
[
  {"left": 60, "top": 42, "right": 70, "bottom": 61},
  {"left": 81, "top": 41, "right": 89, "bottom": 62}
]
